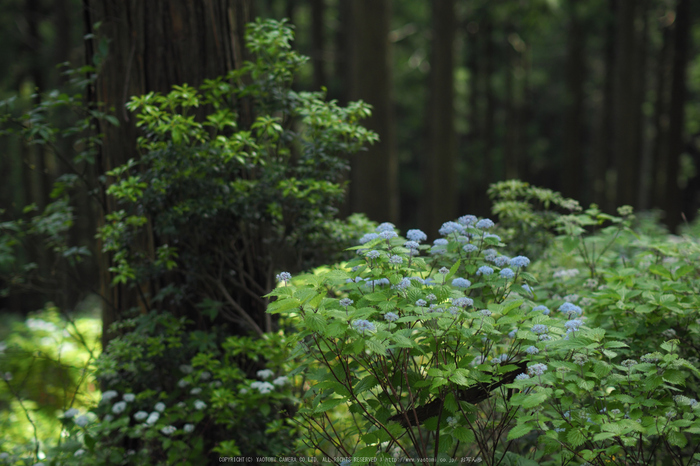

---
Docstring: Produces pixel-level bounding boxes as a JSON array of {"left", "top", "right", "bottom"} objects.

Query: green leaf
[
  {"left": 593, "top": 431, "right": 617, "bottom": 442},
  {"left": 520, "top": 391, "right": 548, "bottom": 408},
  {"left": 354, "top": 375, "right": 379, "bottom": 395},
  {"left": 563, "top": 236, "right": 579, "bottom": 253},
  {"left": 304, "top": 313, "right": 327, "bottom": 332},
  {"left": 267, "top": 298, "right": 301, "bottom": 314},
  {"left": 567, "top": 429, "right": 586, "bottom": 447},
  {"left": 508, "top": 423, "right": 534, "bottom": 440},
  {"left": 364, "top": 292, "right": 388, "bottom": 302},
  {"left": 390, "top": 334, "right": 414, "bottom": 348},
  {"left": 667, "top": 430, "right": 688, "bottom": 448},
  {"left": 452, "top": 426, "right": 475, "bottom": 444},
  {"left": 449, "top": 370, "right": 469, "bottom": 386},
  {"left": 366, "top": 339, "right": 388, "bottom": 355},
  {"left": 594, "top": 361, "right": 612, "bottom": 378},
  {"left": 314, "top": 397, "right": 344, "bottom": 413}
]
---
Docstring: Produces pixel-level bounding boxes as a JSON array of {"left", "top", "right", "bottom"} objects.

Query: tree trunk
[
  {"left": 310, "top": 0, "right": 326, "bottom": 90},
  {"left": 424, "top": 0, "right": 456, "bottom": 235},
  {"left": 650, "top": 14, "right": 674, "bottom": 208},
  {"left": 593, "top": 0, "right": 616, "bottom": 209},
  {"left": 664, "top": 0, "right": 691, "bottom": 231},
  {"left": 562, "top": 1, "right": 585, "bottom": 202},
  {"left": 347, "top": 0, "right": 399, "bottom": 224},
  {"left": 613, "top": 0, "right": 641, "bottom": 208},
  {"left": 84, "top": 0, "right": 252, "bottom": 348}
]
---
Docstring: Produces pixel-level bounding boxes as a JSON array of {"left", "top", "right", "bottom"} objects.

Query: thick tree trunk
[
  {"left": 424, "top": 0, "right": 457, "bottom": 235},
  {"left": 84, "top": 0, "right": 252, "bottom": 348},
  {"left": 347, "top": 0, "right": 399, "bottom": 224}
]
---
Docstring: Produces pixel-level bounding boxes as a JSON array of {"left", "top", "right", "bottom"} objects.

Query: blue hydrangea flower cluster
[
  {"left": 564, "top": 319, "right": 583, "bottom": 331},
  {"left": 494, "top": 256, "right": 510, "bottom": 267},
  {"left": 393, "top": 277, "right": 411, "bottom": 291},
  {"left": 384, "top": 312, "right": 399, "bottom": 322},
  {"left": 559, "top": 302, "right": 583, "bottom": 318},
  {"left": 452, "top": 278, "right": 471, "bottom": 288},
  {"left": 453, "top": 297, "right": 474, "bottom": 308},
  {"left": 439, "top": 221, "right": 466, "bottom": 236},
  {"left": 526, "top": 346, "right": 539, "bottom": 355},
  {"left": 379, "top": 230, "right": 397, "bottom": 240},
  {"left": 404, "top": 240, "right": 420, "bottom": 250},
  {"left": 406, "top": 229, "right": 427, "bottom": 242},
  {"left": 388, "top": 255, "right": 403, "bottom": 264},
  {"left": 359, "top": 233, "right": 379, "bottom": 244},
  {"left": 528, "top": 363, "right": 548, "bottom": 376},
  {"left": 500, "top": 268, "right": 515, "bottom": 279},
  {"left": 510, "top": 256, "right": 530, "bottom": 268},
  {"left": 352, "top": 320, "right": 376, "bottom": 333},
  {"left": 276, "top": 272, "right": 291, "bottom": 283},
  {"left": 339, "top": 298, "right": 354, "bottom": 308},
  {"left": 477, "top": 266, "right": 494, "bottom": 276},
  {"left": 458, "top": 215, "right": 477, "bottom": 226},
  {"left": 365, "top": 250, "right": 381, "bottom": 259},
  {"left": 532, "top": 305, "right": 550, "bottom": 315},
  {"left": 376, "top": 222, "right": 395, "bottom": 233},
  {"left": 476, "top": 218, "right": 495, "bottom": 229},
  {"left": 463, "top": 244, "right": 478, "bottom": 253},
  {"left": 531, "top": 324, "right": 548, "bottom": 334}
]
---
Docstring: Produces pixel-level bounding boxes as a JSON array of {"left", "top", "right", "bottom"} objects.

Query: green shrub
[
  {"left": 101, "top": 18, "right": 378, "bottom": 336},
  {"left": 268, "top": 206, "right": 700, "bottom": 465}
]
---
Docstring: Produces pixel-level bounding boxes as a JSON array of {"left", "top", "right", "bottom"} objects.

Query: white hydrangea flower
[
  {"left": 154, "top": 402, "right": 166, "bottom": 412},
  {"left": 74, "top": 449, "right": 85, "bottom": 457},
  {"left": 101, "top": 390, "right": 118, "bottom": 402},
  {"left": 257, "top": 369, "right": 274, "bottom": 379},
  {"left": 123, "top": 393, "right": 135, "bottom": 402},
  {"left": 161, "top": 425, "right": 177, "bottom": 435},
  {"left": 272, "top": 376, "right": 288, "bottom": 386},
  {"left": 183, "top": 423, "right": 195, "bottom": 433},
  {"left": 190, "top": 387, "right": 202, "bottom": 395},
  {"left": 251, "top": 381, "right": 275, "bottom": 394},
  {"left": 146, "top": 412, "right": 160, "bottom": 425},
  {"left": 194, "top": 400, "right": 207, "bottom": 410},
  {"left": 112, "top": 401, "right": 127, "bottom": 414},
  {"left": 74, "top": 415, "right": 90, "bottom": 427},
  {"left": 63, "top": 408, "right": 80, "bottom": 418},
  {"left": 179, "top": 364, "right": 193, "bottom": 374},
  {"left": 134, "top": 411, "right": 148, "bottom": 421}
]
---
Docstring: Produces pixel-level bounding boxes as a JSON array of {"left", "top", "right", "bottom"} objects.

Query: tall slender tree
[
  {"left": 664, "top": 0, "right": 691, "bottom": 231},
  {"left": 424, "top": 0, "right": 456, "bottom": 235},
  {"left": 347, "top": 0, "right": 399, "bottom": 224}
]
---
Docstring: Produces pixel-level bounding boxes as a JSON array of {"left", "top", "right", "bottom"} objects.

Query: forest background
[
  {"left": 2, "top": 0, "right": 700, "bottom": 318},
  {"left": 1, "top": 0, "right": 700, "bottom": 461}
]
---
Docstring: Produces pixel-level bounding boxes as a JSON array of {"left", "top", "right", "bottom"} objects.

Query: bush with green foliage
[
  {"left": 268, "top": 206, "right": 700, "bottom": 465},
  {"left": 0, "top": 305, "right": 100, "bottom": 465},
  {"left": 101, "top": 18, "right": 378, "bottom": 335}
]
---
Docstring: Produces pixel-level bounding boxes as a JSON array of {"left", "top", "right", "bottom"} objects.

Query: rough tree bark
[{"left": 83, "top": 0, "right": 252, "bottom": 348}]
